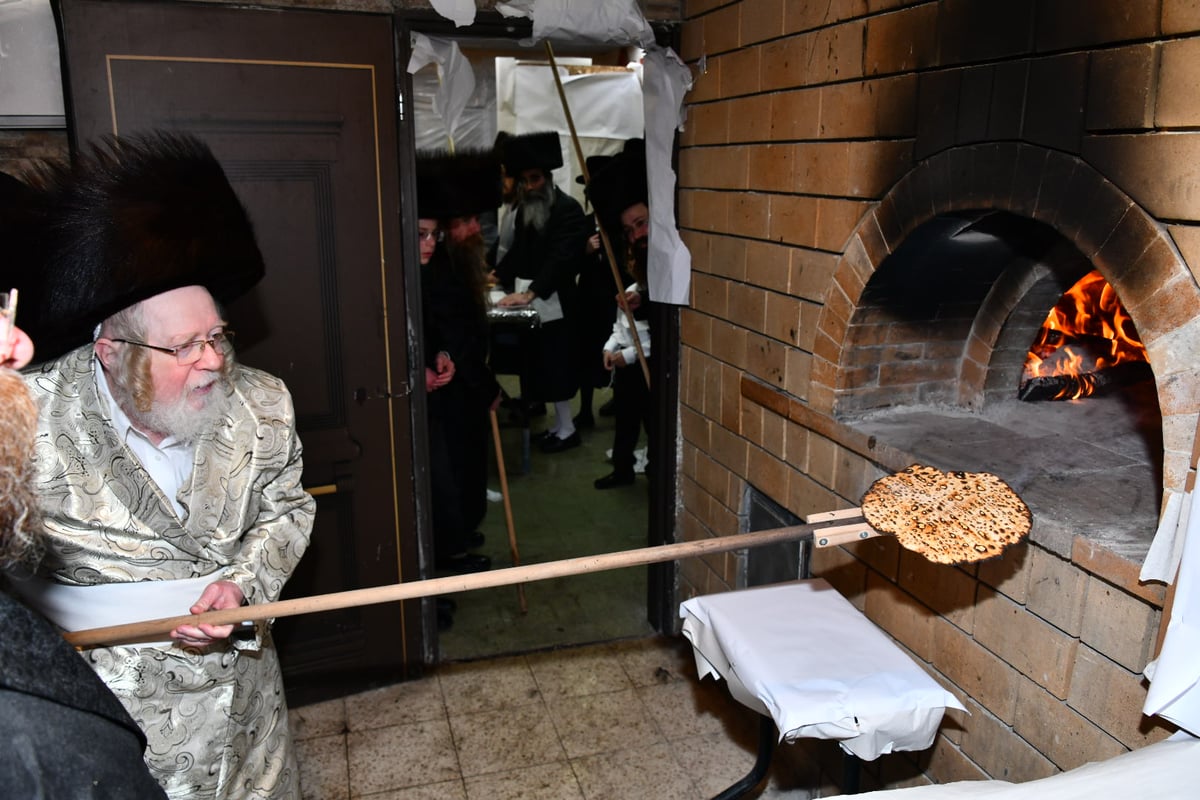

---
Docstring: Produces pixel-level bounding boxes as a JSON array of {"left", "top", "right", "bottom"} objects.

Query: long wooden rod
[
  {"left": 490, "top": 408, "right": 527, "bottom": 613},
  {"left": 63, "top": 515, "right": 868, "bottom": 649},
  {"left": 543, "top": 41, "right": 651, "bottom": 389}
]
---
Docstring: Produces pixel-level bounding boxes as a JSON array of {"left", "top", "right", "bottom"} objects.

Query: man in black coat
[
  {"left": 416, "top": 150, "right": 504, "bottom": 588},
  {"left": 494, "top": 131, "right": 591, "bottom": 453},
  {"left": 585, "top": 141, "right": 656, "bottom": 490}
]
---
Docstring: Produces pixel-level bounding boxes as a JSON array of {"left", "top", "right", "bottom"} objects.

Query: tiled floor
[
  {"left": 438, "top": 381, "right": 655, "bottom": 661},
  {"left": 291, "top": 636, "right": 821, "bottom": 800}
]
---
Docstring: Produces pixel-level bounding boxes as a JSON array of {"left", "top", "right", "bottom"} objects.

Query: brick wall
[{"left": 677, "top": 0, "right": 1198, "bottom": 791}]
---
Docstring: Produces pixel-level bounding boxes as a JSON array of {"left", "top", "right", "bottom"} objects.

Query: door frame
[{"left": 395, "top": 10, "right": 682, "bottom": 650}]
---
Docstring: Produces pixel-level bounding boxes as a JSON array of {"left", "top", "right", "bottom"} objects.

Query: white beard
[
  {"left": 520, "top": 184, "right": 553, "bottom": 233},
  {"left": 123, "top": 375, "right": 234, "bottom": 444}
]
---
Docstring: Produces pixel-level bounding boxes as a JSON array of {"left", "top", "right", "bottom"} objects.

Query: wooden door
[{"left": 55, "top": 0, "right": 424, "bottom": 698}]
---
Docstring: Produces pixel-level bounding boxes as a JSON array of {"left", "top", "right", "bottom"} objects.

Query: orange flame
[{"left": 1022, "top": 271, "right": 1147, "bottom": 400}]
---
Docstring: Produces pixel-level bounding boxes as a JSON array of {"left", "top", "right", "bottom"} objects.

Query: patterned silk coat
[{"left": 24, "top": 345, "right": 315, "bottom": 800}]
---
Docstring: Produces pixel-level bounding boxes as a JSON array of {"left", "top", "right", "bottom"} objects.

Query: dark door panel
[{"left": 55, "top": 0, "right": 421, "bottom": 697}]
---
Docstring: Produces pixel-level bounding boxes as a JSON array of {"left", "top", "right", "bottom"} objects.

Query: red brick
[
  {"left": 1079, "top": 576, "right": 1160, "bottom": 672},
  {"left": 740, "top": 0, "right": 785, "bottom": 45},
  {"left": 708, "top": 234, "right": 749, "bottom": 281},
  {"left": 957, "top": 697, "right": 1057, "bottom": 781},
  {"left": 727, "top": 95, "right": 772, "bottom": 144},
  {"left": 816, "top": 198, "right": 873, "bottom": 251},
  {"left": 1067, "top": 646, "right": 1174, "bottom": 749},
  {"left": 729, "top": 192, "right": 771, "bottom": 238},
  {"left": 768, "top": 194, "right": 819, "bottom": 247},
  {"left": 688, "top": 101, "right": 730, "bottom": 146},
  {"left": 1035, "top": 0, "right": 1161, "bottom": 51},
  {"left": 701, "top": 3, "right": 742, "bottom": 56},
  {"left": 938, "top": 0, "right": 1038, "bottom": 65},
  {"left": 747, "top": 143, "right": 797, "bottom": 193},
  {"left": 727, "top": 282, "right": 767, "bottom": 331},
  {"left": 1082, "top": 131, "right": 1200, "bottom": 220},
  {"left": 865, "top": 4, "right": 938, "bottom": 76},
  {"left": 1089, "top": 44, "right": 1158, "bottom": 130},
  {"left": 760, "top": 35, "right": 811, "bottom": 92},
  {"left": 719, "top": 47, "right": 761, "bottom": 98},
  {"left": 932, "top": 618, "right": 1022, "bottom": 722},
  {"left": 974, "top": 586, "right": 1079, "bottom": 699},
  {"left": 1164, "top": 0, "right": 1200, "bottom": 33},
  {"left": 769, "top": 87, "right": 821, "bottom": 139},
  {"left": 743, "top": 239, "right": 792, "bottom": 292},
  {"left": 1026, "top": 547, "right": 1087, "bottom": 636},
  {"left": 864, "top": 570, "right": 939, "bottom": 661},
  {"left": 1013, "top": 678, "right": 1128, "bottom": 771},
  {"left": 897, "top": 550, "right": 978, "bottom": 634}
]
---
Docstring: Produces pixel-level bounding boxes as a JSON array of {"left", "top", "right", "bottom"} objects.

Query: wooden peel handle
[{"left": 63, "top": 515, "right": 867, "bottom": 649}]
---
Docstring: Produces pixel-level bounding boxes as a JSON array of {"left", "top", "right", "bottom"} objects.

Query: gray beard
[
  {"left": 521, "top": 185, "right": 553, "bottom": 233},
  {"left": 117, "top": 373, "right": 235, "bottom": 444}
]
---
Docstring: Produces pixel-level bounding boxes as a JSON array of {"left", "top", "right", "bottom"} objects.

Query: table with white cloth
[
  {"left": 487, "top": 292, "right": 540, "bottom": 473},
  {"left": 680, "top": 579, "right": 967, "bottom": 798}
]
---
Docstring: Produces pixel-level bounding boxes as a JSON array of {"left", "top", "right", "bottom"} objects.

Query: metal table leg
[{"left": 711, "top": 713, "right": 777, "bottom": 800}]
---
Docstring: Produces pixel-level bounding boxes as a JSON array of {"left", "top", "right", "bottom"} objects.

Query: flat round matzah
[{"left": 860, "top": 465, "right": 1031, "bottom": 564}]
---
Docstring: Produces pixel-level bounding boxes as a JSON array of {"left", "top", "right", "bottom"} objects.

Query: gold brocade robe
[{"left": 24, "top": 346, "right": 315, "bottom": 800}]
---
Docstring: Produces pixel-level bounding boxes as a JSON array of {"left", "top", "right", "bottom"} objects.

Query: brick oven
[{"left": 677, "top": 0, "right": 1198, "bottom": 793}]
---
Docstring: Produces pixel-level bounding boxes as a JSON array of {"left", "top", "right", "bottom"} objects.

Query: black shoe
[
  {"left": 594, "top": 471, "right": 636, "bottom": 490},
  {"left": 467, "top": 531, "right": 485, "bottom": 550},
  {"left": 436, "top": 553, "right": 492, "bottom": 573},
  {"left": 598, "top": 397, "right": 616, "bottom": 417},
  {"left": 573, "top": 412, "right": 595, "bottom": 429},
  {"left": 540, "top": 430, "right": 581, "bottom": 453}
]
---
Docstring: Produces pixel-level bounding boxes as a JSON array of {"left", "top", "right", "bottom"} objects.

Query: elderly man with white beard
[
  {"left": 14, "top": 133, "right": 314, "bottom": 800},
  {"left": 494, "top": 131, "right": 592, "bottom": 453}
]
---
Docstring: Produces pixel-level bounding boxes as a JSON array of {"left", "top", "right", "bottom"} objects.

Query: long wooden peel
[
  {"left": 64, "top": 512, "right": 876, "bottom": 649},
  {"left": 489, "top": 408, "right": 527, "bottom": 613},
  {"left": 543, "top": 40, "right": 651, "bottom": 390}
]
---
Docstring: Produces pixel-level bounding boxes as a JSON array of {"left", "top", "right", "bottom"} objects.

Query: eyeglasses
[
  {"left": 418, "top": 230, "right": 444, "bottom": 242},
  {"left": 110, "top": 330, "right": 235, "bottom": 365}
]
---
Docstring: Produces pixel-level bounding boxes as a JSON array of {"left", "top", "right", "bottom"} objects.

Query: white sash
[{"left": 12, "top": 574, "right": 218, "bottom": 647}]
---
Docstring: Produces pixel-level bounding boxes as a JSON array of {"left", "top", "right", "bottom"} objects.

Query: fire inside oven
[{"left": 1019, "top": 270, "right": 1153, "bottom": 402}]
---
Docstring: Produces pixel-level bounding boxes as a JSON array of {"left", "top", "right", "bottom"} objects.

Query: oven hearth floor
[{"left": 847, "top": 383, "right": 1163, "bottom": 561}]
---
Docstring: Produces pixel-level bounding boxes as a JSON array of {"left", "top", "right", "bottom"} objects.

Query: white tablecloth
[{"left": 680, "top": 579, "right": 966, "bottom": 761}]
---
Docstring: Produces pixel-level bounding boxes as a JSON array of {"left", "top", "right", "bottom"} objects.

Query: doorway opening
[{"left": 403, "top": 17, "right": 679, "bottom": 662}]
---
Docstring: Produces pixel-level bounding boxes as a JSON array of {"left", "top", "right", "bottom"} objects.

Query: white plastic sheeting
[
  {"left": 429, "top": 0, "right": 476, "bottom": 27},
  {"left": 1144, "top": 482, "right": 1200, "bottom": 736},
  {"left": 449, "top": 0, "right": 695, "bottom": 305},
  {"left": 497, "top": 0, "right": 654, "bottom": 48},
  {"left": 497, "top": 56, "right": 644, "bottom": 207},
  {"left": 408, "top": 34, "right": 482, "bottom": 151}
]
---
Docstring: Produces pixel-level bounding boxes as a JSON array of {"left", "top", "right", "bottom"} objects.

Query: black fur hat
[
  {"left": 575, "top": 154, "right": 615, "bottom": 186},
  {"left": 499, "top": 131, "right": 563, "bottom": 175},
  {"left": 32, "top": 131, "right": 264, "bottom": 354},
  {"left": 416, "top": 149, "right": 502, "bottom": 220},
  {"left": 585, "top": 140, "right": 647, "bottom": 238},
  {"left": 0, "top": 171, "right": 52, "bottom": 348}
]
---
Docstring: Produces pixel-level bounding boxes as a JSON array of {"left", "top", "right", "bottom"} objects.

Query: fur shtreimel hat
[
  {"left": 575, "top": 154, "right": 614, "bottom": 186},
  {"left": 416, "top": 149, "right": 502, "bottom": 220},
  {"left": 499, "top": 131, "right": 563, "bottom": 175},
  {"left": 585, "top": 139, "right": 647, "bottom": 237},
  {"left": 33, "top": 131, "right": 264, "bottom": 354},
  {"left": 0, "top": 171, "right": 53, "bottom": 348}
]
